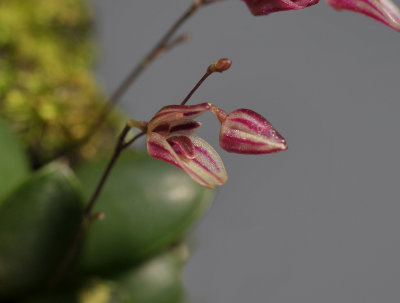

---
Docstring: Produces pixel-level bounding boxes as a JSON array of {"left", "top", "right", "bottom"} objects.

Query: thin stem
[
  {"left": 51, "top": 1, "right": 216, "bottom": 163},
  {"left": 180, "top": 57, "right": 232, "bottom": 105},
  {"left": 87, "top": 1, "right": 208, "bottom": 137},
  {"left": 181, "top": 70, "right": 212, "bottom": 105},
  {"left": 50, "top": 126, "right": 145, "bottom": 287},
  {"left": 50, "top": 0, "right": 221, "bottom": 285},
  {"left": 83, "top": 125, "right": 131, "bottom": 216},
  {"left": 110, "top": 8, "right": 193, "bottom": 102},
  {"left": 163, "top": 34, "right": 190, "bottom": 52},
  {"left": 122, "top": 131, "right": 146, "bottom": 149}
]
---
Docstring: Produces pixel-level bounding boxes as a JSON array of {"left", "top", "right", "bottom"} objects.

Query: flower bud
[
  {"left": 208, "top": 58, "right": 232, "bottom": 73},
  {"left": 219, "top": 109, "right": 287, "bottom": 154}
]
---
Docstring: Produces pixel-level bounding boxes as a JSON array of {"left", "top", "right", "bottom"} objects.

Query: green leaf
[
  {"left": 0, "top": 163, "right": 85, "bottom": 300},
  {"left": 115, "top": 244, "right": 187, "bottom": 303},
  {"left": 0, "top": 118, "right": 30, "bottom": 203},
  {"left": 25, "top": 245, "right": 187, "bottom": 303},
  {"left": 75, "top": 151, "right": 215, "bottom": 275}
]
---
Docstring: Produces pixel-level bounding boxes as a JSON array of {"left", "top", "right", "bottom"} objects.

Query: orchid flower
[
  {"left": 327, "top": 0, "right": 400, "bottom": 32},
  {"left": 141, "top": 102, "right": 287, "bottom": 188},
  {"left": 241, "top": 0, "right": 319, "bottom": 15},
  {"left": 146, "top": 103, "right": 227, "bottom": 188}
]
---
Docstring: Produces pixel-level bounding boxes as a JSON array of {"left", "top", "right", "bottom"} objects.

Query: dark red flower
[{"left": 242, "top": 0, "right": 319, "bottom": 15}]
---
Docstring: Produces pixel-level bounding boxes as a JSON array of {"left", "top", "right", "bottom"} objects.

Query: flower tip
[
  {"left": 277, "top": 138, "right": 288, "bottom": 152},
  {"left": 208, "top": 58, "right": 232, "bottom": 73}
]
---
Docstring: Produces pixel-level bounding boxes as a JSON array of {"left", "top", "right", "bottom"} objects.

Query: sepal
[
  {"left": 242, "top": 0, "right": 319, "bottom": 16},
  {"left": 327, "top": 0, "right": 400, "bottom": 32},
  {"left": 148, "top": 133, "right": 227, "bottom": 188},
  {"left": 219, "top": 109, "right": 287, "bottom": 154}
]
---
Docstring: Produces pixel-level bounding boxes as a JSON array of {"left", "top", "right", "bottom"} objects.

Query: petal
[
  {"left": 167, "top": 135, "right": 196, "bottom": 159},
  {"left": 147, "top": 132, "right": 183, "bottom": 169},
  {"left": 169, "top": 120, "right": 201, "bottom": 136},
  {"left": 151, "top": 123, "right": 170, "bottom": 136},
  {"left": 326, "top": 0, "right": 400, "bottom": 32},
  {"left": 147, "top": 133, "right": 227, "bottom": 188},
  {"left": 148, "top": 103, "right": 211, "bottom": 132},
  {"left": 242, "top": 0, "right": 319, "bottom": 16},
  {"left": 181, "top": 135, "right": 227, "bottom": 188},
  {"left": 219, "top": 109, "right": 288, "bottom": 154}
]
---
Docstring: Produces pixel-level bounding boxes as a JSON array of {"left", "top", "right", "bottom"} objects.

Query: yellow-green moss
[{"left": 0, "top": 0, "right": 122, "bottom": 165}]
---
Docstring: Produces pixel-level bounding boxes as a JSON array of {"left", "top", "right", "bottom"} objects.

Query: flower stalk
[
  {"left": 53, "top": 1, "right": 219, "bottom": 162},
  {"left": 181, "top": 58, "right": 232, "bottom": 105},
  {"left": 86, "top": 0, "right": 218, "bottom": 140},
  {"left": 51, "top": 124, "right": 145, "bottom": 287}
]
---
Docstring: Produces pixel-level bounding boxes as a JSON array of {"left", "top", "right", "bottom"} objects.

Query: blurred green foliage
[
  {"left": 25, "top": 245, "right": 187, "bottom": 303},
  {"left": 0, "top": 163, "right": 85, "bottom": 300},
  {"left": 0, "top": 117, "right": 29, "bottom": 203},
  {"left": 114, "top": 244, "right": 187, "bottom": 303},
  {"left": 75, "top": 152, "right": 215, "bottom": 276},
  {"left": 0, "top": 0, "right": 121, "bottom": 165},
  {"left": 0, "top": 1, "right": 215, "bottom": 302},
  {"left": 0, "top": 126, "right": 213, "bottom": 302}
]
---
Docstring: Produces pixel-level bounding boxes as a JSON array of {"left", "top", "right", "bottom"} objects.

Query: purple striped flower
[
  {"left": 147, "top": 103, "right": 227, "bottom": 188},
  {"left": 242, "top": 0, "right": 319, "bottom": 15},
  {"left": 146, "top": 103, "right": 287, "bottom": 188},
  {"left": 212, "top": 107, "right": 288, "bottom": 154},
  {"left": 327, "top": 0, "right": 400, "bottom": 32}
]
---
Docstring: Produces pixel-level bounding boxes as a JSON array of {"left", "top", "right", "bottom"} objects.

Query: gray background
[{"left": 89, "top": 0, "right": 400, "bottom": 302}]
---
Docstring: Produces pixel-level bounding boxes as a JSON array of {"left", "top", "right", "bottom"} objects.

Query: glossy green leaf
[
  {"left": 75, "top": 151, "right": 215, "bottom": 275},
  {"left": 0, "top": 118, "right": 30, "bottom": 203},
  {"left": 115, "top": 244, "right": 187, "bottom": 303},
  {"left": 0, "top": 163, "right": 85, "bottom": 300}
]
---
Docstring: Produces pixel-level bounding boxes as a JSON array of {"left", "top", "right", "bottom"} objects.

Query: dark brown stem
[
  {"left": 83, "top": 125, "right": 131, "bottom": 216},
  {"left": 50, "top": 126, "right": 145, "bottom": 287},
  {"left": 181, "top": 70, "right": 213, "bottom": 105}
]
